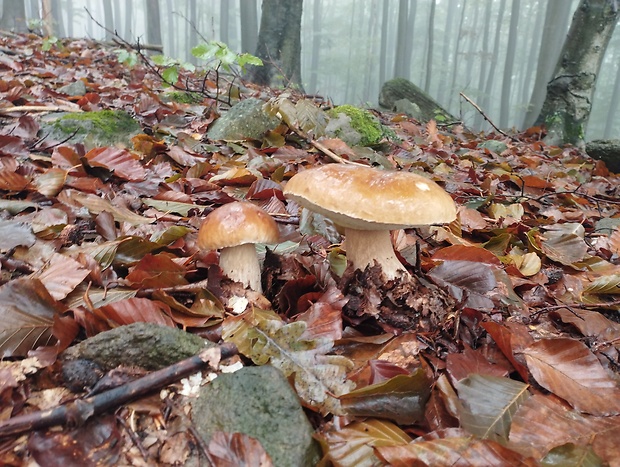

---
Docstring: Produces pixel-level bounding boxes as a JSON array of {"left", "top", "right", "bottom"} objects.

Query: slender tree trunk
[
  {"left": 393, "top": 0, "right": 409, "bottom": 79},
  {"left": 517, "top": 1, "right": 545, "bottom": 126},
  {"left": 499, "top": 0, "right": 520, "bottom": 129},
  {"left": 145, "top": 0, "right": 162, "bottom": 52},
  {"left": 464, "top": 1, "right": 481, "bottom": 88},
  {"left": 249, "top": 0, "right": 304, "bottom": 90},
  {"left": 220, "top": 0, "right": 230, "bottom": 44},
  {"left": 448, "top": 0, "right": 467, "bottom": 109},
  {"left": 604, "top": 57, "right": 620, "bottom": 138},
  {"left": 188, "top": 0, "right": 198, "bottom": 63},
  {"left": 124, "top": 0, "right": 134, "bottom": 40},
  {"left": 481, "top": 0, "right": 506, "bottom": 127},
  {"left": 0, "top": 0, "right": 27, "bottom": 33},
  {"left": 103, "top": 0, "right": 114, "bottom": 40},
  {"left": 240, "top": 0, "right": 259, "bottom": 54},
  {"left": 523, "top": 0, "right": 573, "bottom": 128},
  {"left": 437, "top": 2, "right": 456, "bottom": 105},
  {"left": 424, "top": 0, "right": 436, "bottom": 93},
  {"left": 404, "top": 0, "right": 415, "bottom": 81},
  {"left": 344, "top": 0, "right": 358, "bottom": 102},
  {"left": 537, "top": 0, "right": 620, "bottom": 146},
  {"left": 309, "top": 0, "right": 321, "bottom": 92},
  {"left": 474, "top": 1, "right": 493, "bottom": 128},
  {"left": 379, "top": 0, "right": 390, "bottom": 87}
]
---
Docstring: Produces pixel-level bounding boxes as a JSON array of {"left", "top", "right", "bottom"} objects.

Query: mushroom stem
[
  {"left": 219, "top": 243, "right": 263, "bottom": 293},
  {"left": 343, "top": 228, "right": 409, "bottom": 280}
]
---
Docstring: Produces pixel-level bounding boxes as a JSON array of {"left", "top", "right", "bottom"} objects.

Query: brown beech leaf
[
  {"left": 72, "top": 192, "right": 154, "bottom": 225},
  {"left": 431, "top": 245, "right": 502, "bottom": 265},
  {"left": 34, "top": 167, "right": 67, "bottom": 197},
  {"left": 0, "top": 169, "right": 29, "bottom": 191},
  {"left": 521, "top": 338, "right": 620, "bottom": 415},
  {"left": 510, "top": 394, "right": 620, "bottom": 463},
  {"left": 0, "top": 134, "right": 29, "bottom": 157},
  {"left": 482, "top": 322, "right": 531, "bottom": 381},
  {"left": 446, "top": 347, "right": 509, "bottom": 382},
  {"left": 207, "top": 431, "right": 273, "bottom": 467},
  {"left": 297, "top": 286, "right": 345, "bottom": 341},
  {"left": 551, "top": 307, "right": 620, "bottom": 343},
  {"left": 96, "top": 297, "right": 176, "bottom": 327},
  {"left": 0, "top": 278, "right": 64, "bottom": 357},
  {"left": 0, "top": 219, "right": 36, "bottom": 250},
  {"left": 427, "top": 260, "right": 496, "bottom": 311},
  {"left": 31, "top": 252, "right": 90, "bottom": 300},
  {"left": 125, "top": 253, "right": 189, "bottom": 288},
  {"left": 83, "top": 146, "right": 146, "bottom": 181},
  {"left": 375, "top": 437, "right": 538, "bottom": 467}
]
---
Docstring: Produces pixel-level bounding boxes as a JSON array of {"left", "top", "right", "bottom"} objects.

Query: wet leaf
[
  {"left": 317, "top": 419, "right": 411, "bottom": 467},
  {"left": 83, "top": 146, "right": 146, "bottom": 181},
  {"left": 340, "top": 369, "right": 432, "bottom": 424},
  {"left": 522, "top": 338, "right": 620, "bottom": 415},
  {"left": 207, "top": 431, "right": 273, "bottom": 467},
  {"left": 456, "top": 374, "right": 529, "bottom": 442},
  {"left": 0, "top": 278, "right": 64, "bottom": 357},
  {"left": 31, "top": 252, "right": 90, "bottom": 300},
  {"left": 0, "top": 219, "right": 36, "bottom": 250}
]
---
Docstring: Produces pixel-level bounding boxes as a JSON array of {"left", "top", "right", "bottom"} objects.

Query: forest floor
[{"left": 1, "top": 33, "right": 620, "bottom": 466}]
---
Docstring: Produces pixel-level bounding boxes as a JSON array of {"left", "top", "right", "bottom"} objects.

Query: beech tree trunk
[
  {"left": 249, "top": 0, "right": 304, "bottom": 90},
  {"left": 536, "top": 0, "right": 620, "bottom": 147},
  {"left": 1, "top": 0, "right": 27, "bottom": 33}
]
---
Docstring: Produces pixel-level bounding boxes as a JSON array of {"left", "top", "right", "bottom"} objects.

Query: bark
[
  {"left": 393, "top": 0, "right": 409, "bottom": 79},
  {"left": 481, "top": 0, "right": 506, "bottom": 126},
  {"left": 379, "top": 0, "right": 389, "bottom": 88},
  {"left": 436, "top": 2, "right": 456, "bottom": 104},
  {"left": 249, "top": 0, "right": 304, "bottom": 90},
  {"left": 145, "top": 0, "right": 162, "bottom": 52},
  {"left": 308, "top": 0, "right": 321, "bottom": 92},
  {"left": 536, "top": 0, "right": 620, "bottom": 147},
  {"left": 379, "top": 78, "right": 457, "bottom": 122},
  {"left": 220, "top": 0, "right": 230, "bottom": 44},
  {"left": 523, "top": 0, "right": 573, "bottom": 128},
  {"left": 125, "top": 0, "right": 134, "bottom": 41},
  {"left": 499, "top": 0, "right": 520, "bottom": 129},
  {"left": 103, "top": 0, "right": 114, "bottom": 40},
  {"left": 240, "top": 0, "right": 259, "bottom": 54},
  {"left": 424, "top": 0, "right": 436, "bottom": 93},
  {"left": 0, "top": 0, "right": 27, "bottom": 33}
]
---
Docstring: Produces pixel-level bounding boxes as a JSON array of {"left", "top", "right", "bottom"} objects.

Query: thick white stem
[
  {"left": 219, "top": 243, "right": 262, "bottom": 292},
  {"left": 343, "top": 228, "right": 409, "bottom": 280}
]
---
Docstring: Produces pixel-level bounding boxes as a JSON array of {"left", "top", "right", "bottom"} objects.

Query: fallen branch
[{"left": 0, "top": 343, "right": 237, "bottom": 438}]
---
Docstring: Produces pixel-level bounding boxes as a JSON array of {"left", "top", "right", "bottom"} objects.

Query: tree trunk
[
  {"left": 1, "top": 0, "right": 27, "bottom": 33},
  {"left": 523, "top": 0, "right": 573, "bottom": 128},
  {"left": 536, "top": 0, "right": 620, "bottom": 147},
  {"left": 308, "top": 0, "right": 321, "bottom": 92},
  {"left": 474, "top": 0, "right": 493, "bottom": 128},
  {"left": 103, "top": 0, "right": 114, "bottom": 40},
  {"left": 145, "top": 0, "right": 162, "bottom": 55},
  {"left": 424, "top": 0, "right": 436, "bottom": 93},
  {"left": 240, "top": 0, "right": 259, "bottom": 54},
  {"left": 125, "top": 0, "right": 134, "bottom": 40},
  {"left": 379, "top": 1, "right": 389, "bottom": 88},
  {"left": 499, "top": 0, "right": 520, "bottom": 129},
  {"left": 249, "top": 0, "right": 304, "bottom": 90},
  {"left": 436, "top": 2, "right": 456, "bottom": 104},
  {"left": 220, "top": 0, "right": 230, "bottom": 44},
  {"left": 481, "top": 0, "right": 506, "bottom": 128},
  {"left": 603, "top": 51, "right": 620, "bottom": 139},
  {"left": 393, "top": 0, "right": 409, "bottom": 79}
]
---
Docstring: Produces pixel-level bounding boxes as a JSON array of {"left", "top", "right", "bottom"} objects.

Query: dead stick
[
  {"left": 0, "top": 343, "right": 237, "bottom": 438},
  {"left": 459, "top": 92, "right": 518, "bottom": 141}
]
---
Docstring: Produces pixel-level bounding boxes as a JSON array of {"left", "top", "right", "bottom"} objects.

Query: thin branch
[
  {"left": 460, "top": 92, "right": 518, "bottom": 141},
  {"left": 0, "top": 344, "right": 237, "bottom": 438}
]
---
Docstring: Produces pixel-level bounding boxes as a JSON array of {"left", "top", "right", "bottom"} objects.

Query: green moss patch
[{"left": 326, "top": 104, "right": 392, "bottom": 146}]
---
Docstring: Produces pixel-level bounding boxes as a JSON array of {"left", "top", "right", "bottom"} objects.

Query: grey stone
[
  {"left": 586, "top": 139, "right": 620, "bottom": 173},
  {"left": 58, "top": 80, "right": 87, "bottom": 96},
  {"left": 206, "top": 98, "right": 281, "bottom": 141},
  {"left": 192, "top": 365, "right": 320, "bottom": 467},
  {"left": 478, "top": 140, "right": 508, "bottom": 155}
]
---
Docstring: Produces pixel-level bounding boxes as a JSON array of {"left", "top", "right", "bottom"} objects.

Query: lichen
[{"left": 326, "top": 105, "right": 392, "bottom": 146}]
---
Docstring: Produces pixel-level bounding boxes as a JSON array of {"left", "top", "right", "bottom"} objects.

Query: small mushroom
[
  {"left": 283, "top": 164, "right": 456, "bottom": 280},
  {"left": 198, "top": 202, "right": 279, "bottom": 293}
]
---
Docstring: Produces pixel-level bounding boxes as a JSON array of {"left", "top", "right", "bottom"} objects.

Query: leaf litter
[{"left": 0, "top": 33, "right": 619, "bottom": 465}]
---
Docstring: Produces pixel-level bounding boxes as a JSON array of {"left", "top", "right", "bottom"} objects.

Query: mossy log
[{"left": 379, "top": 78, "right": 456, "bottom": 123}]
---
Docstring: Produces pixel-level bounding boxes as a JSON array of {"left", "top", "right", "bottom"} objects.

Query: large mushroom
[
  {"left": 283, "top": 164, "right": 456, "bottom": 280},
  {"left": 198, "top": 202, "right": 279, "bottom": 293}
]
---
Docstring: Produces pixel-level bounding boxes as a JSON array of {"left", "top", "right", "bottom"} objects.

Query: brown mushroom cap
[
  {"left": 283, "top": 164, "right": 456, "bottom": 230},
  {"left": 198, "top": 202, "right": 279, "bottom": 251}
]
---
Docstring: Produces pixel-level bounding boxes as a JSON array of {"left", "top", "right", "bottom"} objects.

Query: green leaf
[
  {"left": 161, "top": 66, "right": 179, "bottom": 85},
  {"left": 151, "top": 54, "right": 176, "bottom": 66},
  {"left": 191, "top": 41, "right": 221, "bottom": 60},
  {"left": 237, "top": 53, "right": 263, "bottom": 68},
  {"left": 142, "top": 199, "right": 204, "bottom": 216}
]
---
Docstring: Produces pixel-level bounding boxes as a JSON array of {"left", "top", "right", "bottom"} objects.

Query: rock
[
  {"left": 192, "top": 365, "right": 320, "bottom": 467},
  {"left": 206, "top": 97, "right": 281, "bottom": 141},
  {"left": 586, "top": 139, "right": 620, "bottom": 173},
  {"left": 326, "top": 104, "right": 390, "bottom": 146},
  {"left": 61, "top": 322, "right": 208, "bottom": 371},
  {"left": 478, "top": 140, "right": 508, "bottom": 154},
  {"left": 393, "top": 98, "right": 422, "bottom": 119},
  {"left": 58, "top": 80, "right": 87, "bottom": 96},
  {"left": 38, "top": 109, "right": 141, "bottom": 148},
  {"left": 379, "top": 78, "right": 456, "bottom": 122}
]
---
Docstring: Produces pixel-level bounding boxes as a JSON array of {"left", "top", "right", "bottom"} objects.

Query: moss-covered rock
[
  {"left": 39, "top": 110, "right": 141, "bottom": 147},
  {"left": 206, "top": 97, "right": 281, "bottom": 141},
  {"left": 192, "top": 365, "right": 320, "bottom": 466},
  {"left": 326, "top": 104, "right": 390, "bottom": 146},
  {"left": 61, "top": 322, "right": 208, "bottom": 371},
  {"left": 163, "top": 91, "right": 204, "bottom": 104}
]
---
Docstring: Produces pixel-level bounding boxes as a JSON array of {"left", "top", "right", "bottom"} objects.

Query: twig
[
  {"left": 0, "top": 343, "right": 237, "bottom": 438},
  {"left": 0, "top": 105, "right": 82, "bottom": 115},
  {"left": 460, "top": 92, "right": 518, "bottom": 141}
]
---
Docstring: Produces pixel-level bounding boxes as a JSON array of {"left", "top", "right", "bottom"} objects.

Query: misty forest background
[{"left": 3, "top": 0, "right": 620, "bottom": 141}]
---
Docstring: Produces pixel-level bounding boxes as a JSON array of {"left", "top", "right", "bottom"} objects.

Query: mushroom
[
  {"left": 198, "top": 202, "right": 279, "bottom": 293},
  {"left": 283, "top": 164, "right": 456, "bottom": 280}
]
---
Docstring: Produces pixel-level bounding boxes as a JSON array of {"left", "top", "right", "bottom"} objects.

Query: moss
[
  {"left": 164, "top": 91, "right": 204, "bottom": 104},
  {"left": 327, "top": 105, "right": 390, "bottom": 146},
  {"left": 42, "top": 110, "right": 141, "bottom": 147}
]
